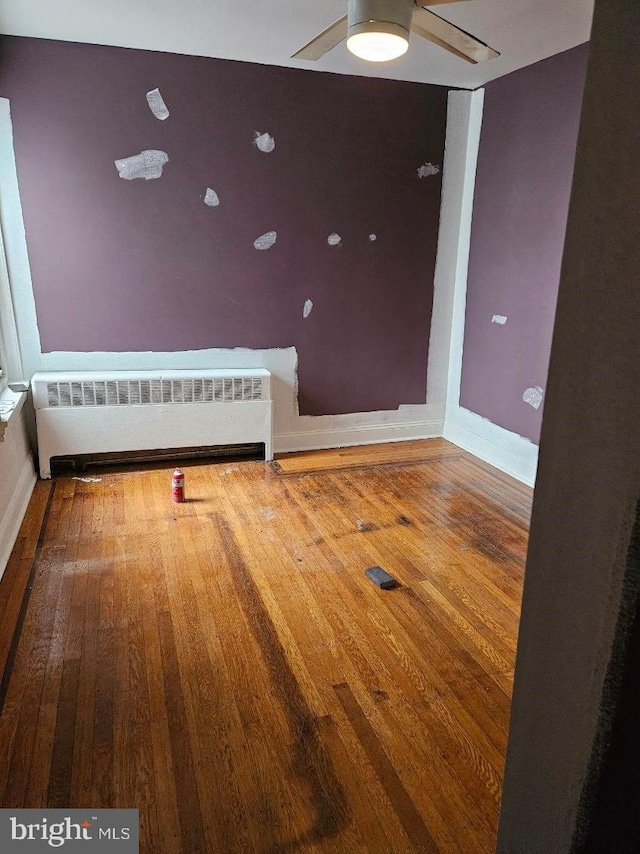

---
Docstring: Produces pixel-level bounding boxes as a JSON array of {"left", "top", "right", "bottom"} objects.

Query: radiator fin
[{"left": 45, "top": 377, "right": 265, "bottom": 407}]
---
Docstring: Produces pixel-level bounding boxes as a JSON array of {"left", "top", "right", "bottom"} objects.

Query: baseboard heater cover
[{"left": 32, "top": 369, "right": 273, "bottom": 479}]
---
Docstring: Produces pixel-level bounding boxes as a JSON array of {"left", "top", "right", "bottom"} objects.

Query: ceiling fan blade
[
  {"left": 292, "top": 15, "right": 348, "bottom": 61},
  {"left": 412, "top": 7, "right": 499, "bottom": 64}
]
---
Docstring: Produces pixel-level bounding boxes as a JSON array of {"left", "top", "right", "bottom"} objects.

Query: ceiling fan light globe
[
  {"left": 347, "top": 1, "right": 412, "bottom": 62},
  {"left": 347, "top": 30, "right": 409, "bottom": 62}
]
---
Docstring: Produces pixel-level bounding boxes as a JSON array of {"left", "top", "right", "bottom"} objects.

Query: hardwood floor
[
  {"left": 0, "top": 440, "right": 532, "bottom": 852},
  {"left": 272, "top": 438, "right": 462, "bottom": 474}
]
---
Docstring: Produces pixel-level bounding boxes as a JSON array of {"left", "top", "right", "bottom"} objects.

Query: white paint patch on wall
[
  {"left": 418, "top": 162, "right": 440, "bottom": 178},
  {"left": 523, "top": 386, "right": 544, "bottom": 410},
  {"left": 254, "top": 132, "right": 275, "bottom": 153},
  {"left": 146, "top": 88, "right": 170, "bottom": 121},
  {"left": 327, "top": 233, "right": 342, "bottom": 247},
  {"left": 491, "top": 314, "right": 508, "bottom": 325},
  {"left": 204, "top": 188, "right": 220, "bottom": 207},
  {"left": 254, "top": 231, "right": 277, "bottom": 250},
  {"left": 369, "top": 233, "right": 377, "bottom": 242},
  {"left": 115, "top": 150, "right": 169, "bottom": 180},
  {"left": 303, "top": 299, "right": 313, "bottom": 318}
]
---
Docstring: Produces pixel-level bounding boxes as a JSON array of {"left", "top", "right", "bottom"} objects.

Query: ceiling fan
[{"left": 292, "top": 0, "right": 500, "bottom": 64}]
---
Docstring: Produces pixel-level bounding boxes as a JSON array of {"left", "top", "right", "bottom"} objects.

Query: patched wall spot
[
  {"left": 254, "top": 132, "right": 275, "bottom": 153},
  {"left": 254, "top": 231, "right": 277, "bottom": 250},
  {"left": 115, "top": 150, "right": 169, "bottom": 180},
  {"left": 204, "top": 188, "right": 220, "bottom": 207},
  {"left": 523, "top": 386, "right": 544, "bottom": 410},
  {"left": 417, "top": 163, "right": 440, "bottom": 179},
  {"left": 146, "top": 88, "right": 170, "bottom": 121}
]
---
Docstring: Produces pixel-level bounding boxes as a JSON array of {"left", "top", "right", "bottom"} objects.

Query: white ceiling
[{"left": 0, "top": 0, "right": 593, "bottom": 89}]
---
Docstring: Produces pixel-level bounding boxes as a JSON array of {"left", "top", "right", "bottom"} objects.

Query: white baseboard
[
  {"left": 0, "top": 454, "right": 37, "bottom": 580},
  {"left": 444, "top": 406, "right": 538, "bottom": 487},
  {"left": 274, "top": 419, "right": 444, "bottom": 455}
]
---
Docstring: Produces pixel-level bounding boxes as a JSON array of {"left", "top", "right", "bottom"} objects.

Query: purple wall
[
  {"left": 460, "top": 45, "right": 589, "bottom": 442},
  {"left": 0, "top": 37, "right": 447, "bottom": 416}
]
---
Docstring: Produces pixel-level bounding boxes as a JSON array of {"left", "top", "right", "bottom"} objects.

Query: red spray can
[{"left": 172, "top": 468, "right": 185, "bottom": 503}]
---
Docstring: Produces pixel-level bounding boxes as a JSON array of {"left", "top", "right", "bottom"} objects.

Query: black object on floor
[{"left": 364, "top": 566, "right": 398, "bottom": 589}]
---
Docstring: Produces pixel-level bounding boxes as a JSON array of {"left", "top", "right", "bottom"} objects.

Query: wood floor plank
[
  {"left": 215, "top": 508, "right": 355, "bottom": 852},
  {"left": 1, "top": 482, "right": 78, "bottom": 807},
  {"left": 334, "top": 682, "right": 439, "bottom": 853},
  {"left": 89, "top": 488, "right": 116, "bottom": 810},
  {"left": 47, "top": 657, "right": 81, "bottom": 807},
  {"left": 0, "top": 482, "right": 51, "bottom": 667},
  {"left": 222, "top": 472, "right": 430, "bottom": 852},
  {"left": 189, "top": 478, "right": 318, "bottom": 852},
  {"left": 318, "top": 499, "right": 517, "bottom": 702},
  {"left": 272, "top": 464, "right": 516, "bottom": 844},
  {"left": 282, "top": 472, "right": 511, "bottom": 758},
  {"left": 262, "top": 477, "right": 502, "bottom": 850},
  {"left": 156, "top": 610, "right": 207, "bottom": 853},
  {"left": 160, "top": 486, "right": 259, "bottom": 853},
  {"left": 0, "top": 439, "right": 528, "bottom": 852},
  {"left": 343, "top": 465, "right": 524, "bottom": 610},
  {"left": 275, "top": 438, "right": 462, "bottom": 474}
]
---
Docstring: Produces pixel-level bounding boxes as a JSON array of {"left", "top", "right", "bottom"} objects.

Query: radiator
[{"left": 31, "top": 369, "right": 273, "bottom": 478}]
